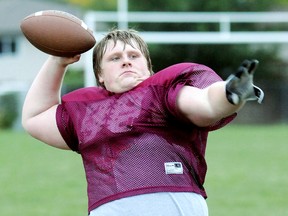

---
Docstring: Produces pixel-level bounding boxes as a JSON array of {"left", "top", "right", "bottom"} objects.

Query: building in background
[
  {"left": 0, "top": 0, "right": 84, "bottom": 88},
  {"left": 0, "top": 0, "right": 84, "bottom": 129}
]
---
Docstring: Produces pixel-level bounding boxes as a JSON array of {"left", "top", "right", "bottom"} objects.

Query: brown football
[{"left": 20, "top": 10, "right": 96, "bottom": 57}]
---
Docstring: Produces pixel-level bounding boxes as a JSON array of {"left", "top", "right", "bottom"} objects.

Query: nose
[{"left": 122, "top": 55, "right": 132, "bottom": 67}]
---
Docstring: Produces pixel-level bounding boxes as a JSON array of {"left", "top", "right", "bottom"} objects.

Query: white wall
[{"left": 0, "top": 36, "right": 85, "bottom": 85}]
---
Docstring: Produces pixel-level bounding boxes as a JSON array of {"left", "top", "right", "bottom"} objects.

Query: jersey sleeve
[
  {"left": 56, "top": 104, "right": 79, "bottom": 152},
  {"left": 55, "top": 87, "right": 108, "bottom": 152},
  {"left": 161, "top": 63, "right": 236, "bottom": 131}
]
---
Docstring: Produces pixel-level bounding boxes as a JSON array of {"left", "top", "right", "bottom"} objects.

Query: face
[{"left": 99, "top": 39, "right": 151, "bottom": 93}]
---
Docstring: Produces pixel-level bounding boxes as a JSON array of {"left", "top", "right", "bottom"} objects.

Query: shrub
[{"left": 0, "top": 92, "right": 18, "bottom": 128}]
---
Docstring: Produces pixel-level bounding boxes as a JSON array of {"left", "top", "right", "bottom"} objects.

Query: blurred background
[
  {"left": 0, "top": 1, "right": 288, "bottom": 216},
  {"left": 0, "top": 0, "right": 288, "bottom": 129}
]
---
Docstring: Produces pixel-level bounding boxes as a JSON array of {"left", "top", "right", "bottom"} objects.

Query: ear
[{"left": 98, "top": 74, "right": 104, "bottom": 84}]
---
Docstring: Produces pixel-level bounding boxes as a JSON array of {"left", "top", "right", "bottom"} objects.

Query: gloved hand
[{"left": 225, "top": 59, "right": 264, "bottom": 105}]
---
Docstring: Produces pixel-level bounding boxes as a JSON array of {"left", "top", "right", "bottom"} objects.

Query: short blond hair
[{"left": 92, "top": 29, "right": 153, "bottom": 88}]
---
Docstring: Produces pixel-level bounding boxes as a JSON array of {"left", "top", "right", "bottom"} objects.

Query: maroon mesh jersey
[{"left": 56, "top": 63, "right": 236, "bottom": 212}]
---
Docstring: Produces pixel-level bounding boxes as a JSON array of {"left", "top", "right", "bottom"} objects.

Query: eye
[
  {"left": 129, "top": 53, "right": 139, "bottom": 59},
  {"left": 111, "top": 56, "right": 120, "bottom": 61}
]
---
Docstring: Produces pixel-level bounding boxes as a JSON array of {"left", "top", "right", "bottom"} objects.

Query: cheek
[
  {"left": 139, "top": 60, "right": 149, "bottom": 72},
  {"left": 98, "top": 64, "right": 111, "bottom": 84},
  {"left": 101, "top": 73, "right": 115, "bottom": 88}
]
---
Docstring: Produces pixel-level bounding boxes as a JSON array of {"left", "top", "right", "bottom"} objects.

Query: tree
[
  {"left": 128, "top": 0, "right": 288, "bottom": 12},
  {"left": 53, "top": 0, "right": 118, "bottom": 10},
  {"left": 127, "top": 0, "right": 288, "bottom": 79}
]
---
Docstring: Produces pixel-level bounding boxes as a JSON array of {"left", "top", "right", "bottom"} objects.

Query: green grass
[
  {"left": 1, "top": 125, "right": 287, "bottom": 216},
  {"left": 0, "top": 130, "right": 87, "bottom": 215},
  {"left": 206, "top": 124, "right": 288, "bottom": 216}
]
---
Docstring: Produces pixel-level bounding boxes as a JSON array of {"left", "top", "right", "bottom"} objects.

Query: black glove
[{"left": 226, "top": 59, "right": 264, "bottom": 105}]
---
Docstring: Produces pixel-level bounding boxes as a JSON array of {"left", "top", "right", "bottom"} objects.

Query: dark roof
[{"left": 0, "top": 0, "right": 81, "bottom": 35}]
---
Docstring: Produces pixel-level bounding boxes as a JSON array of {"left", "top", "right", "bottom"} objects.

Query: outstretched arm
[
  {"left": 177, "top": 60, "right": 264, "bottom": 127},
  {"left": 22, "top": 55, "right": 80, "bottom": 149}
]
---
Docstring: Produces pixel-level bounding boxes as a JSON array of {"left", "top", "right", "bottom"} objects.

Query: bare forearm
[
  {"left": 22, "top": 55, "right": 81, "bottom": 123},
  {"left": 177, "top": 81, "right": 244, "bottom": 127},
  {"left": 21, "top": 55, "right": 80, "bottom": 148},
  {"left": 206, "top": 81, "right": 244, "bottom": 118},
  {"left": 177, "top": 60, "right": 263, "bottom": 127}
]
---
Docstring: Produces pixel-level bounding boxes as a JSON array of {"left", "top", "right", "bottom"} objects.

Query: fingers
[
  {"left": 249, "top": 60, "right": 259, "bottom": 73},
  {"left": 225, "top": 59, "right": 263, "bottom": 105},
  {"left": 71, "top": 54, "right": 81, "bottom": 63},
  {"left": 64, "top": 54, "right": 81, "bottom": 62},
  {"left": 235, "top": 59, "right": 259, "bottom": 79},
  {"left": 241, "top": 59, "right": 259, "bottom": 74},
  {"left": 50, "top": 54, "right": 81, "bottom": 66}
]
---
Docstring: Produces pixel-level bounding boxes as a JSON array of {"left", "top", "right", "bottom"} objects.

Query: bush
[{"left": 0, "top": 92, "right": 18, "bottom": 128}]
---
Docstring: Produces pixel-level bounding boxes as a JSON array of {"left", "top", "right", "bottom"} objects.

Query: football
[{"left": 20, "top": 10, "right": 96, "bottom": 57}]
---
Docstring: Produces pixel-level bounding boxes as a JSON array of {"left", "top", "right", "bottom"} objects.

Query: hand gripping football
[{"left": 20, "top": 10, "right": 96, "bottom": 57}]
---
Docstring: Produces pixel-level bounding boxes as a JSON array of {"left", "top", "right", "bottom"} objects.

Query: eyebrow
[{"left": 105, "top": 49, "right": 141, "bottom": 58}]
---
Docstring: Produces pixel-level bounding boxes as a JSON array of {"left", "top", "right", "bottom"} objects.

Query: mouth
[{"left": 121, "top": 70, "right": 135, "bottom": 76}]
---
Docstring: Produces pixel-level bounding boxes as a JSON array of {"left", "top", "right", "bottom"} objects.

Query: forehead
[{"left": 104, "top": 39, "right": 141, "bottom": 54}]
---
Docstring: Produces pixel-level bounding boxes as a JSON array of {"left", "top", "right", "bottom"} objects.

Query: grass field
[
  {"left": 206, "top": 124, "right": 288, "bottom": 216},
  {"left": 1, "top": 124, "right": 287, "bottom": 216}
]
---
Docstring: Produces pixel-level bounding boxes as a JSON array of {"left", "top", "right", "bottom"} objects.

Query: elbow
[
  {"left": 22, "top": 117, "right": 32, "bottom": 134},
  {"left": 21, "top": 114, "right": 28, "bottom": 131},
  {"left": 22, "top": 114, "right": 38, "bottom": 137},
  {"left": 21, "top": 117, "right": 44, "bottom": 143},
  {"left": 21, "top": 105, "right": 30, "bottom": 132},
  {"left": 21, "top": 109, "right": 30, "bottom": 132},
  {"left": 192, "top": 115, "right": 220, "bottom": 127},
  {"left": 188, "top": 107, "right": 230, "bottom": 127}
]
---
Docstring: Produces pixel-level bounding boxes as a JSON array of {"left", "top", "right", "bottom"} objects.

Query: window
[{"left": 0, "top": 37, "right": 17, "bottom": 54}]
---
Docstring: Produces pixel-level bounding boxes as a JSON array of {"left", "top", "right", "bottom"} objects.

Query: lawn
[
  {"left": 206, "top": 124, "right": 288, "bottom": 216},
  {"left": 0, "top": 130, "right": 87, "bottom": 215},
  {"left": 1, "top": 124, "right": 287, "bottom": 215}
]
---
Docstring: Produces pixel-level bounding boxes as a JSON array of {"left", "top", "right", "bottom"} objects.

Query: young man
[{"left": 22, "top": 29, "right": 263, "bottom": 215}]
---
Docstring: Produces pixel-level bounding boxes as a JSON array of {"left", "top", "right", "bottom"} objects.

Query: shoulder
[
  {"left": 139, "top": 62, "right": 221, "bottom": 89},
  {"left": 61, "top": 86, "right": 109, "bottom": 102}
]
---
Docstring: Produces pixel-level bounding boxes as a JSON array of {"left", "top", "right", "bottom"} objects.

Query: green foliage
[
  {"left": 127, "top": 0, "right": 288, "bottom": 79},
  {"left": 50, "top": 0, "right": 288, "bottom": 11},
  {"left": 0, "top": 93, "right": 18, "bottom": 129},
  {"left": 61, "top": 0, "right": 118, "bottom": 10},
  {"left": 129, "top": 0, "right": 287, "bottom": 11},
  {"left": 62, "top": 68, "right": 84, "bottom": 94},
  {"left": 149, "top": 43, "right": 285, "bottom": 80}
]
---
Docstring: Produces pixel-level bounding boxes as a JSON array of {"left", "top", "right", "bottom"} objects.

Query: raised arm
[
  {"left": 22, "top": 55, "right": 80, "bottom": 149},
  {"left": 177, "top": 60, "right": 264, "bottom": 127}
]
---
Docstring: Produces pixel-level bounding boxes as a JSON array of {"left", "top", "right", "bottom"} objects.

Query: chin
[
  {"left": 110, "top": 83, "right": 140, "bottom": 93},
  {"left": 107, "top": 76, "right": 147, "bottom": 93}
]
